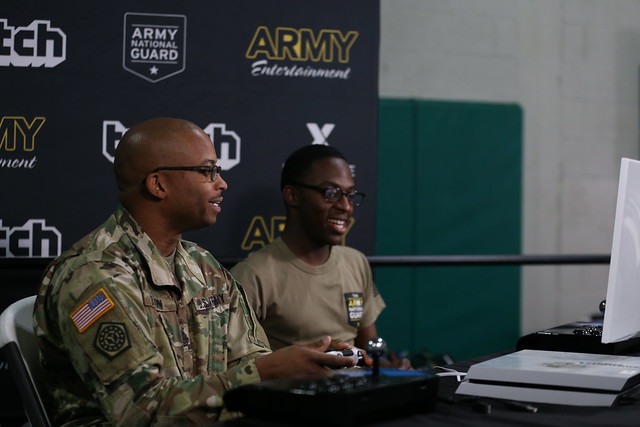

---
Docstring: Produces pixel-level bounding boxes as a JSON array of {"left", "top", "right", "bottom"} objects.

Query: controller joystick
[{"left": 367, "top": 337, "right": 387, "bottom": 378}]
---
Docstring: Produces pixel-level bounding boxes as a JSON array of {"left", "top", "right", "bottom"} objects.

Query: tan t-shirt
[{"left": 231, "top": 237, "right": 386, "bottom": 350}]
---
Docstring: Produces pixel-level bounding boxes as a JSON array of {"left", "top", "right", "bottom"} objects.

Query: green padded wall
[{"left": 375, "top": 99, "right": 522, "bottom": 362}]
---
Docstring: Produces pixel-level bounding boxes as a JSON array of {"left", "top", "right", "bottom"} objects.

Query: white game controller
[{"left": 325, "top": 348, "right": 365, "bottom": 366}]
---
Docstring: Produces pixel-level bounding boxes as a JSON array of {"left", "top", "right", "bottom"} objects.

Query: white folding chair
[{"left": 0, "top": 295, "right": 52, "bottom": 427}]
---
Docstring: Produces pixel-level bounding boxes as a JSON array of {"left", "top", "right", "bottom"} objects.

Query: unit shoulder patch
[{"left": 94, "top": 322, "right": 131, "bottom": 359}]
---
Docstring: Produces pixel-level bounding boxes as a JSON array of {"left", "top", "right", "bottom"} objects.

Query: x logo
[{"left": 306, "top": 123, "right": 335, "bottom": 145}]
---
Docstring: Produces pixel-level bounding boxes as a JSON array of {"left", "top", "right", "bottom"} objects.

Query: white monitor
[{"left": 602, "top": 157, "right": 640, "bottom": 343}]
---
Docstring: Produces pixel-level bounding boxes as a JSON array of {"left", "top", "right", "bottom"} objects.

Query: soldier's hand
[
  {"left": 255, "top": 335, "right": 356, "bottom": 381},
  {"left": 327, "top": 338, "right": 351, "bottom": 351}
]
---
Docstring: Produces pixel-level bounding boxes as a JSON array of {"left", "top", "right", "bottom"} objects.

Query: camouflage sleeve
[
  {"left": 226, "top": 274, "right": 270, "bottom": 362},
  {"left": 209, "top": 273, "right": 271, "bottom": 421},
  {"left": 53, "top": 261, "right": 269, "bottom": 425}
]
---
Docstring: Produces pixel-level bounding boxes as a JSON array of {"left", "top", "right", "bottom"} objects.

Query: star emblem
[{"left": 149, "top": 66, "right": 159, "bottom": 75}]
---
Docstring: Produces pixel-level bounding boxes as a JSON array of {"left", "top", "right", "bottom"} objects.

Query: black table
[{"left": 223, "top": 351, "right": 640, "bottom": 427}]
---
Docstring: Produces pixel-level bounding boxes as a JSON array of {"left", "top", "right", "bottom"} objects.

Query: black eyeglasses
[
  {"left": 151, "top": 165, "right": 222, "bottom": 182},
  {"left": 292, "top": 183, "right": 365, "bottom": 207}
]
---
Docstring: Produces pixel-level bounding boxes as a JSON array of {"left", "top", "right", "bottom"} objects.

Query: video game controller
[{"left": 325, "top": 348, "right": 365, "bottom": 366}]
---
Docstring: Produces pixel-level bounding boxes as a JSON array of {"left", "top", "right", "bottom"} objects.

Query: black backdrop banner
[{"left": 0, "top": 1, "right": 379, "bottom": 264}]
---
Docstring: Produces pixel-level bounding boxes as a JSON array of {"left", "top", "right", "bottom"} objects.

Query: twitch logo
[
  {"left": 102, "top": 121, "right": 241, "bottom": 171},
  {"left": 203, "top": 123, "right": 241, "bottom": 170},
  {"left": 0, "top": 219, "right": 62, "bottom": 258},
  {"left": 0, "top": 19, "right": 67, "bottom": 67}
]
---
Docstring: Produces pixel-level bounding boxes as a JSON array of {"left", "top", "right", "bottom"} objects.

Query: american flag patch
[{"left": 70, "top": 289, "right": 114, "bottom": 333}]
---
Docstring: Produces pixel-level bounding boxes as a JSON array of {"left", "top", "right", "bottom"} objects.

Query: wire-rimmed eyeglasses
[
  {"left": 292, "top": 182, "right": 365, "bottom": 207},
  {"left": 151, "top": 165, "right": 222, "bottom": 182}
]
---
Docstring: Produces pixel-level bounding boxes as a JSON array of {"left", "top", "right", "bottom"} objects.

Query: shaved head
[
  {"left": 108, "top": 117, "right": 226, "bottom": 244},
  {"left": 114, "top": 118, "right": 204, "bottom": 191}
]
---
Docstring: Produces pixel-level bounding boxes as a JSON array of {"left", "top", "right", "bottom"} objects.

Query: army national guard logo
[
  {"left": 122, "top": 12, "right": 186, "bottom": 83},
  {"left": 344, "top": 292, "right": 364, "bottom": 328}
]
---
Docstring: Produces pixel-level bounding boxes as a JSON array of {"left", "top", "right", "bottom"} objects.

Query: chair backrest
[{"left": 0, "top": 295, "right": 52, "bottom": 427}]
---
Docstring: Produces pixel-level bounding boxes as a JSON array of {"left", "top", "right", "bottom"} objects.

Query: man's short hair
[{"left": 280, "top": 145, "right": 348, "bottom": 190}]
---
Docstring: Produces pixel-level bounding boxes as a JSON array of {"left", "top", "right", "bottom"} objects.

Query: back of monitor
[{"left": 602, "top": 158, "right": 640, "bottom": 343}]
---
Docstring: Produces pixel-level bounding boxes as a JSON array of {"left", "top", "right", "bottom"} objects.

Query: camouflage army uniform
[{"left": 34, "top": 206, "right": 271, "bottom": 426}]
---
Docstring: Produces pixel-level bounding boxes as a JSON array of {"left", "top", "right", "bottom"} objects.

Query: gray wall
[{"left": 379, "top": 0, "right": 640, "bottom": 334}]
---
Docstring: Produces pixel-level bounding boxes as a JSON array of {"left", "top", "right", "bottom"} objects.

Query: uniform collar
[{"left": 115, "top": 206, "right": 207, "bottom": 298}]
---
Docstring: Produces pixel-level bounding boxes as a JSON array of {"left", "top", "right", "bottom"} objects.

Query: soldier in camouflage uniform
[{"left": 34, "top": 118, "right": 355, "bottom": 426}]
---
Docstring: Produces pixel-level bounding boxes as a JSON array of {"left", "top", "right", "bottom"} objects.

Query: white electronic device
[
  {"left": 602, "top": 157, "right": 640, "bottom": 343},
  {"left": 517, "top": 158, "right": 640, "bottom": 354},
  {"left": 456, "top": 349, "right": 640, "bottom": 406}
]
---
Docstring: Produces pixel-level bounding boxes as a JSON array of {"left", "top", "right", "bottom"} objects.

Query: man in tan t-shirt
[{"left": 232, "top": 145, "right": 410, "bottom": 369}]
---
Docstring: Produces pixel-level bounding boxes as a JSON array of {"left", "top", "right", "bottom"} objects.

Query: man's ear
[
  {"left": 144, "top": 173, "right": 167, "bottom": 200},
  {"left": 282, "top": 185, "right": 298, "bottom": 207}
]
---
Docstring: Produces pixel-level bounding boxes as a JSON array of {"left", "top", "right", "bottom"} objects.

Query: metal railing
[
  {"left": 366, "top": 254, "right": 610, "bottom": 267},
  {"left": 0, "top": 254, "right": 611, "bottom": 270}
]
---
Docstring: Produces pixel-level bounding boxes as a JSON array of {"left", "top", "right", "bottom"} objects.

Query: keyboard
[
  {"left": 517, "top": 322, "right": 640, "bottom": 355},
  {"left": 224, "top": 368, "right": 439, "bottom": 425},
  {"left": 572, "top": 324, "right": 602, "bottom": 336}
]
